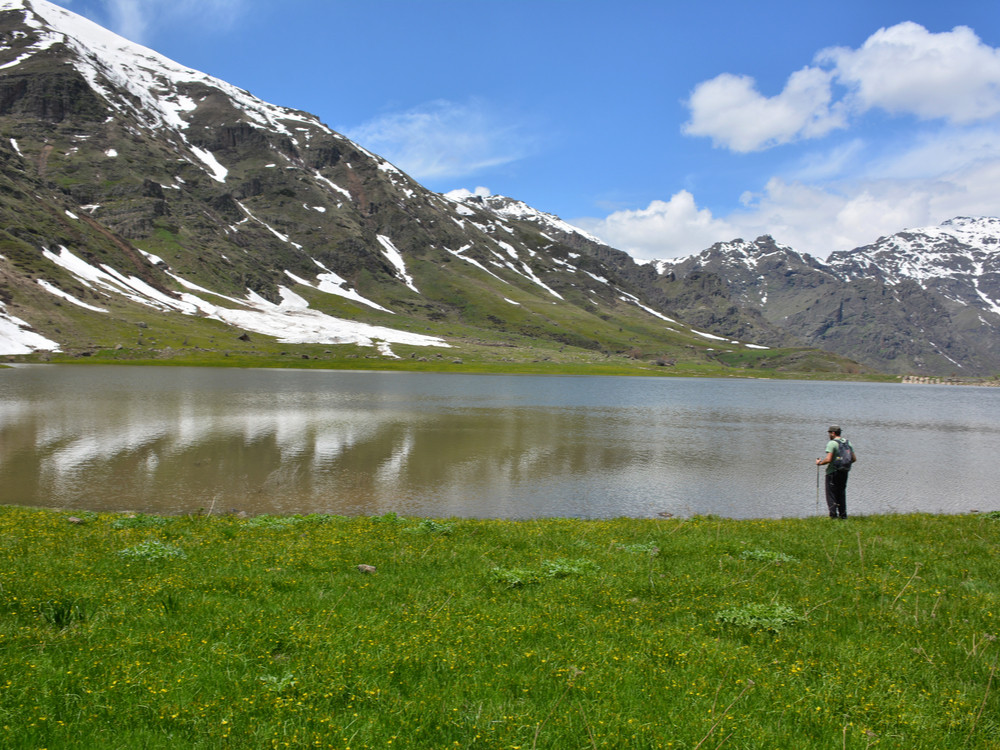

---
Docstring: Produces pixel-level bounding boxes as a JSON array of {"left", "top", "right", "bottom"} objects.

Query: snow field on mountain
[
  {"left": 26, "top": 245, "right": 448, "bottom": 356},
  {"left": 0, "top": 302, "right": 60, "bottom": 354},
  {"left": 7, "top": 0, "right": 326, "bottom": 187}
]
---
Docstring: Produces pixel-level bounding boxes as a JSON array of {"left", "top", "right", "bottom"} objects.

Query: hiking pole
[{"left": 816, "top": 462, "right": 821, "bottom": 514}]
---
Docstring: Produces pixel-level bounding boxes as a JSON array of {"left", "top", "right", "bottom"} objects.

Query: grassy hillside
[
  {"left": 0, "top": 23, "right": 876, "bottom": 382},
  {"left": 2, "top": 507, "right": 997, "bottom": 748}
]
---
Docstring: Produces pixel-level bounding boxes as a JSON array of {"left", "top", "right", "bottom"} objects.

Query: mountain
[
  {"left": 0, "top": 0, "right": 868, "bottom": 378},
  {"left": 655, "top": 217, "right": 1000, "bottom": 375},
  {"left": 830, "top": 217, "right": 1000, "bottom": 311},
  {"left": 1, "top": 1, "right": 996, "bottom": 381}
]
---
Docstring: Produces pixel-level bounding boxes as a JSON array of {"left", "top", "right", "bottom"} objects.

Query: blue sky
[{"left": 50, "top": 0, "right": 1000, "bottom": 260}]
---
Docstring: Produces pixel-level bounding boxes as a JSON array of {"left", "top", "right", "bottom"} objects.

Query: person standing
[{"left": 816, "top": 425, "right": 856, "bottom": 519}]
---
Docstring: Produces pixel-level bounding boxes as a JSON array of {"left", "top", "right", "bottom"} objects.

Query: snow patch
[
  {"left": 501, "top": 258, "right": 562, "bottom": 300},
  {"left": 690, "top": 328, "right": 728, "bottom": 341},
  {"left": 376, "top": 235, "right": 418, "bottom": 292},
  {"left": 495, "top": 240, "right": 519, "bottom": 259},
  {"left": 929, "top": 342, "right": 964, "bottom": 368},
  {"left": 285, "top": 266, "right": 393, "bottom": 314},
  {"left": 37, "top": 279, "right": 108, "bottom": 313},
  {"left": 236, "top": 200, "right": 301, "bottom": 246},
  {"left": 446, "top": 189, "right": 603, "bottom": 245},
  {"left": 376, "top": 341, "right": 399, "bottom": 358},
  {"left": 44, "top": 245, "right": 193, "bottom": 312},
  {"left": 138, "top": 249, "right": 166, "bottom": 266},
  {"left": 187, "top": 145, "right": 227, "bottom": 182},
  {"left": 584, "top": 270, "right": 609, "bottom": 284},
  {"left": 617, "top": 290, "right": 676, "bottom": 323},
  {"left": 313, "top": 172, "right": 352, "bottom": 201},
  {"left": 446, "top": 246, "right": 510, "bottom": 284},
  {"left": 41, "top": 245, "right": 446, "bottom": 351},
  {"left": 0, "top": 300, "right": 59, "bottom": 354}
]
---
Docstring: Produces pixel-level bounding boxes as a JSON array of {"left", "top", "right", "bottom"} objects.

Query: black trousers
[{"left": 825, "top": 470, "right": 849, "bottom": 518}]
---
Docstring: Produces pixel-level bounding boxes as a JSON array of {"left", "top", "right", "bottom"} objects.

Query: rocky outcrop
[{"left": 654, "top": 225, "right": 1000, "bottom": 376}]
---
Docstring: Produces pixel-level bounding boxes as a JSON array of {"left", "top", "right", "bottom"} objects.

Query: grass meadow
[{"left": 1, "top": 507, "right": 997, "bottom": 749}]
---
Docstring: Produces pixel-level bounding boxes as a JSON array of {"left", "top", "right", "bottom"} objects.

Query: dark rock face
[
  {"left": 0, "top": 71, "right": 107, "bottom": 122},
  {"left": 655, "top": 225, "right": 1000, "bottom": 376}
]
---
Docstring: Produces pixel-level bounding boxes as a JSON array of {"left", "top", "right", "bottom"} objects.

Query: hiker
[{"left": 816, "top": 425, "right": 856, "bottom": 519}]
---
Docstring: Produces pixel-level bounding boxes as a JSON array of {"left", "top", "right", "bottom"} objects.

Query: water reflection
[{"left": 1, "top": 366, "right": 999, "bottom": 519}]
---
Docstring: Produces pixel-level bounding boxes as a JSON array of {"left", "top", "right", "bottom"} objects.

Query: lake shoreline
[
  {"left": 10, "top": 358, "right": 1000, "bottom": 386},
  {"left": 4, "top": 353, "right": 898, "bottom": 382},
  {"left": 8, "top": 503, "right": 996, "bottom": 522}
]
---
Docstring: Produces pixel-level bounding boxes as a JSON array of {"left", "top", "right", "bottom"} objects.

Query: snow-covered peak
[
  {"left": 865, "top": 217, "right": 1000, "bottom": 255},
  {"left": 1, "top": 0, "right": 325, "bottom": 140},
  {"left": 825, "top": 216, "right": 1000, "bottom": 315},
  {"left": 831, "top": 216, "right": 1000, "bottom": 285},
  {"left": 655, "top": 235, "right": 800, "bottom": 271},
  {"left": 935, "top": 216, "right": 1000, "bottom": 239},
  {"left": 444, "top": 189, "right": 604, "bottom": 245}
]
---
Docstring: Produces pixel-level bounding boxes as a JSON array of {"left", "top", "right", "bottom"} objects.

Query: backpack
[{"left": 832, "top": 437, "right": 855, "bottom": 471}]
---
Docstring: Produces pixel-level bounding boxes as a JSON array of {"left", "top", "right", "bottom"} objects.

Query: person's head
[{"left": 828, "top": 425, "right": 842, "bottom": 436}]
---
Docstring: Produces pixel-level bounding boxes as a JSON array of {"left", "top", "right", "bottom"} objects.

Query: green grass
[
  {"left": 12, "top": 336, "right": 892, "bottom": 381},
  {"left": 3, "top": 231, "right": 883, "bottom": 382},
  {"left": 1, "top": 508, "right": 997, "bottom": 748}
]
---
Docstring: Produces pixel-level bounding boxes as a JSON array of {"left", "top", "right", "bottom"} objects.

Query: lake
[{"left": 1, "top": 365, "right": 997, "bottom": 519}]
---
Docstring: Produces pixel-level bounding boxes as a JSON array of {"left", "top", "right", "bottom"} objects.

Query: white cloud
[
  {"left": 102, "top": 0, "right": 145, "bottom": 40},
  {"left": 785, "top": 139, "right": 867, "bottom": 182},
  {"left": 685, "top": 22, "right": 1000, "bottom": 153},
  {"left": 683, "top": 67, "right": 846, "bottom": 152},
  {"left": 574, "top": 191, "right": 736, "bottom": 261},
  {"left": 745, "top": 160, "right": 1000, "bottom": 256},
  {"left": 596, "top": 21, "right": 1000, "bottom": 262},
  {"left": 70, "top": 0, "right": 246, "bottom": 43},
  {"left": 821, "top": 22, "right": 1000, "bottom": 124},
  {"left": 858, "top": 126, "right": 1000, "bottom": 182},
  {"left": 731, "top": 178, "right": 936, "bottom": 257},
  {"left": 575, "top": 184, "right": 884, "bottom": 261},
  {"left": 343, "top": 99, "right": 535, "bottom": 181},
  {"left": 579, "top": 149, "right": 1000, "bottom": 262}
]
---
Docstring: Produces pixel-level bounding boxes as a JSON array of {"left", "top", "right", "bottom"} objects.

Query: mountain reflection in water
[{"left": 1, "top": 366, "right": 998, "bottom": 519}]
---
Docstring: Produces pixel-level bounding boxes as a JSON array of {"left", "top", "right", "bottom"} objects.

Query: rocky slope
[
  {"left": 3, "top": 0, "right": 986, "bottom": 378},
  {"left": 655, "top": 218, "right": 1000, "bottom": 375},
  {"left": 1, "top": 0, "right": 812, "bottom": 374}
]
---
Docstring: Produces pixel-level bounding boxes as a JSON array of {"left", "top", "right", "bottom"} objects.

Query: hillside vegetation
[{"left": 0, "top": 2, "right": 874, "bottom": 380}]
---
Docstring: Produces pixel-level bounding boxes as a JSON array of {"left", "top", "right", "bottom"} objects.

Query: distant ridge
[{"left": 655, "top": 217, "right": 1000, "bottom": 375}]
